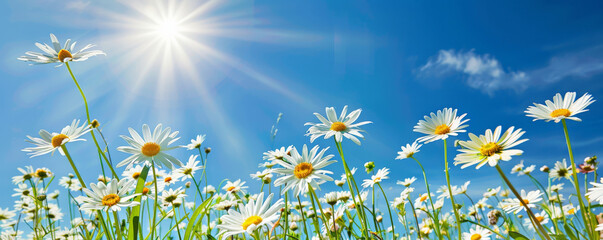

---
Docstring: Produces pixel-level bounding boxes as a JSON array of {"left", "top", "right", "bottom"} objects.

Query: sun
[{"left": 155, "top": 19, "right": 181, "bottom": 40}]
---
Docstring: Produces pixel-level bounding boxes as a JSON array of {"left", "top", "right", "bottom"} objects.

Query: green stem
[
  {"left": 561, "top": 119, "right": 594, "bottom": 238},
  {"left": 377, "top": 183, "right": 396, "bottom": 240},
  {"left": 443, "top": 139, "right": 462, "bottom": 239},
  {"left": 151, "top": 162, "right": 159, "bottom": 240},
  {"left": 61, "top": 145, "right": 86, "bottom": 188},
  {"left": 411, "top": 157, "right": 442, "bottom": 239},
  {"left": 495, "top": 165, "right": 551, "bottom": 240},
  {"left": 297, "top": 196, "right": 310, "bottom": 240},
  {"left": 64, "top": 62, "right": 119, "bottom": 180}
]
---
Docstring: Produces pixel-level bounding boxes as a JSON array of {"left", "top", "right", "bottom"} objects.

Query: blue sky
[{"left": 1, "top": 0, "right": 603, "bottom": 209}]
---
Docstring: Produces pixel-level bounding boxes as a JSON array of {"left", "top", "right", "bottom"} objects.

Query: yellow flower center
[
  {"left": 434, "top": 124, "right": 450, "bottom": 135},
  {"left": 550, "top": 109, "right": 571, "bottom": 118},
  {"left": 294, "top": 162, "right": 314, "bottom": 179},
  {"left": 470, "top": 234, "right": 482, "bottom": 240},
  {"left": 142, "top": 187, "right": 150, "bottom": 195},
  {"left": 57, "top": 49, "right": 73, "bottom": 62},
  {"left": 568, "top": 208, "right": 576, "bottom": 214},
  {"left": 419, "top": 195, "right": 428, "bottom": 202},
  {"left": 227, "top": 186, "right": 236, "bottom": 192},
  {"left": 51, "top": 134, "right": 69, "bottom": 148},
  {"left": 141, "top": 142, "right": 161, "bottom": 157},
  {"left": 132, "top": 172, "right": 140, "bottom": 179},
  {"left": 522, "top": 199, "right": 530, "bottom": 204},
  {"left": 242, "top": 215, "right": 263, "bottom": 230},
  {"left": 35, "top": 169, "right": 49, "bottom": 178},
  {"left": 330, "top": 122, "right": 347, "bottom": 132},
  {"left": 164, "top": 177, "right": 172, "bottom": 183},
  {"left": 480, "top": 142, "right": 502, "bottom": 157},
  {"left": 102, "top": 194, "right": 121, "bottom": 207},
  {"left": 536, "top": 216, "right": 544, "bottom": 222}
]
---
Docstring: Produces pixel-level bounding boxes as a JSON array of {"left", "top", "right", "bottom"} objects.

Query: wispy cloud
[
  {"left": 419, "top": 46, "right": 603, "bottom": 95},
  {"left": 418, "top": 49, "right": 528, "bottom": 95}
]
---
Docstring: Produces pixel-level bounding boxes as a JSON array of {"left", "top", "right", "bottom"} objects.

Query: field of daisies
[{"left": 3, "top": 33, "right": 601, "bottom": 240}]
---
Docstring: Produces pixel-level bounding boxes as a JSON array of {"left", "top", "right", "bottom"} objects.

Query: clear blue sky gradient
[{"left": 1, "top": 0, "right": 603, "bottom": 210}]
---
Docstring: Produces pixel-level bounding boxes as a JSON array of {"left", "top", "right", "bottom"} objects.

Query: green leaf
[
  {"left": 550, "top": 234, "right": 568, "bottom": 240},
  {"left": 183, "top": 196, "right": 214, "bottom": 240},
  {"left": 127, "top": 166, "right": 149, "bottom": 240},
  {"left": 563, "top": 224, "right": 579, "bottom": 240},
  {"left": 509, "top": 231, "right": 530, "bottom": 240}
]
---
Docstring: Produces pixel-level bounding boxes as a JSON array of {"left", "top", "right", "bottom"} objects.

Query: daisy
[
  {"left": 525, "top": 92, "right": 595, "bottom": 123},
  {"left": 395, "top": 141, "right": 422, "bottom": 160},
  {"left": 186, "top": 134, "right": 206, "bottom": 150},
  {"left": 501, "top": 190, "right": 542, "bottom": 214},
  {"left": 78, "top": 179, "right": 139, "bottom": 212},
  {"left": 454, "top": 126, "right": 528, "bottom": 169},
  {"left": 203, "top": 185, "right": 217, "bottom": 195},
  {"left": 250, "top": 169, "right": 273, "bottom": 182},
  {"left": 223, "top": 180, "right": 248, "bottom": 195},
  {"left": 59, "top": 176, "right": 82, "bottom": 191},
  {"left": 523, "top": 211, "right": 549, "bottom": 230},
  {"left": 361, "top": 167, "right": 390, "bottom": 188},
  {"left": 18, "top": 33, "right": 105, "bottom": 66},
  {"left": 549, "top": 159, "right": 572, "bottom": 181},
  {"left": 462, "top": 226, "right": 491, "bottom": 240},
  {"left": 161, "top": 188, "right": 186, "bottom": 205},
  {"left": 116, "top": 124, "right": 182, "bottom": 169},
  {"left": 413, "top": 108, "right": 469, "bottom": 143},
  {"left": 12, "top": 166, "right": 34, "bottom": 184},
  {"left": 22, "top": 119, "right": 90, "bottom": 157},
  {"left": 272, "top": 145, "right": 336, "bottom": 196},
  {"left": 397, "top": 177, "right": 417, "bottom": 187},
  {"left": 305, "top": 105, "right": 372, "bottom": 145},
  {"left": 322, "top": 192, "right": 339, "bottom": 205},
  {"left": 217, "top": 193, "right": 284, "bottom": 238},
  {"left": 263, "top": 146, "right": 293, "bottom": 164},
  {"left": 586, "top": 178, "right": 603, "bottom": 204},
  {"left": 174, "top": 155, "right": 203, "bottom": 179},
  {"left": 0, "top": 209, "right": 15, "bottom": 221},
  {"left": 563, "top": 204, "right": 580, "bottom": 215},
  {"left": 437, "top": 181, "right": 470, "bottom": 199}
]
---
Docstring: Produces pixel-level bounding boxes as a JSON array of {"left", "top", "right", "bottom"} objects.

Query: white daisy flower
[
  {"left": 563, "top": 204, "right": 580, "bottom": 215},
  {"left": 12, "top": 166, "right": 34, "bottom": 184},
  {"left": 454, "top": 126, "right": 528, "bottom": 169},
  {"left": 0, "top": 209, "right": 15, "bottom": 221},
  {"left": 305, "top": 105, "right": 372, "bottom": 145},
  {"left": 217, "top": 193, "right": 284, "bottom": 238},
  {"left": 462, "top": 226, "right": 491, "bottom": 240},
  {"left": 203, "top": 185, "right": 216, "bottom": 195},
  {"left": 250, "top": 169, "right": 273, "bottom": 181},
  {"left": 23, "top": 119, "right": 90, "bottom": 157},
  {"left": 161, "top": 187, "right": 186, "bottom": 205},
  {"left": 501, "top": 190, "right": 542, "bottom": 214},
  {"left": 395, "top": 141, "right": 422, "bottom": 160},
  {"left": 174, "top": 155, "right": 203, "bottom": 179},
  {"left": 263, "top": 146, "right": 293, "bottom": 164},
  {"left": 586, "top": 178, "right": 603, "bottom": 204},
  {"left": 59, "top": 176, "right": 82, "bottom": 191},
  {"left": 414, "top": 108, "right": 469, "bottom": 143},
  {"left": 397, "top": 177, "right": 417, "bottom": 187},
  {"left": 116, "top": 124, "right": 182, "bottom": 169},
  {"left": 523, "top": 211, "right": 549, "bottom": 230},
  {"left": 483, "top": 187, "right": 501, "bottom": 198},
  {"left": 361, "top": 167, "right": 390, "bottom": 188},
  {"left": 525, "top": 92, "right": 595, "bottom": 123},
  {"left": 223, "top": 180, "right": 248, "bottom": 195},
  {"left": 186, "top": 134, "right": 206, "bottom": 150},
  {"left": 272, "top": 145, "right": 336, "bottom": 197},
  {"left": 78, "top": 179, "right": 139, "bottom": 212},
  {"left": 549, "top": 159, "right": 572, "bottom": 181},
  {"left": 437, "top": 181, "right": 470, "bottom": 199},
  {"left": 18, "top": 33, "right": 105, "bottom": 66},
  {"left": 322, "top": 192, "right": 339, "bottom": 205}
]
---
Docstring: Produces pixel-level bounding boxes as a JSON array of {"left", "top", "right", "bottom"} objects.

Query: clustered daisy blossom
[
  {"left": 305, "top": 105, "right": 371, "bottom": 145},
  {"left": 454, "top": 126, "right": 528, "bottom": 169},
  {"left": 78, "top": 179, "right": 139, "bottom": 212},
  {"left": 217, "top": 193, "right": 284, "bottom": 238},
  {"left": 414, "top": 108, "right": 469, "bottom": 143},
  {"left": 525, "top": 92, "right": 595, "bottom": 122},
  {"left": 117, "top": 124, "right": 182, "bottom": 169},
  {"left": 272, "top": 145, "right": 336, "bottom": 196},
  {"left": 18, "top": 33, "right": 105, "bottom": 65},
  {"left": 22, "top": 119, "right": 90, "bottom": 157}
]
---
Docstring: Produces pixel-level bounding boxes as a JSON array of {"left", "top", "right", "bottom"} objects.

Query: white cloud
[
  {"left": 419, "top": 49, "right": 528, "bottom": 95},
  {"left": 419, "top": 47, "right": 603, "bottom": 95}
]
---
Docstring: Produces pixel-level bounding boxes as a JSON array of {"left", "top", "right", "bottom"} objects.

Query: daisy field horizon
[{"left": 1, "top": 0, "right": 603, "bottom": 239}]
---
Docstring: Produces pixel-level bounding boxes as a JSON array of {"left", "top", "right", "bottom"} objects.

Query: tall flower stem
[
  {"left": 308, "top": 184, "right": 330, "bottom": 234},
  {"left": 307, "top": 186, "right": 325, "bottom": 240},
  {"left": 495, "top": 165, "right": 551, "bottom": 240},
  {"left": 377, "top": 183, "right": 396, "bottom": 240},
  {"left": 61, "top": 145, "right": 86, "bottom": 188},
  {"left": 150, "top": 162, "right": 159, "bottom": 240},
  {"left": 407, "top": 196, "right": 423, "bottom": 240},
  {"left": 283, "top": 191, "right": 289, "bottom": 240},
  {"left": 64, "top": 62, "right": 119, "bottom": 180},
  {"left": 411, "top": 156, "right": 442, "bottom": 239},
  {"left": 297, "top": 196, "right": 310, "bottom": 240},
  {"left": 334, "top": 140, "right": 370, "bottom": 238},
  {"left": 443, "top": 139, "right": 462, "bottom": 239},
  {"left": 561, "top": 119, "right": 594, "bottom": 238}
]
